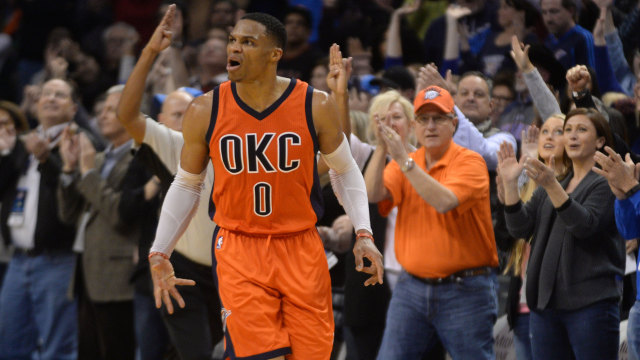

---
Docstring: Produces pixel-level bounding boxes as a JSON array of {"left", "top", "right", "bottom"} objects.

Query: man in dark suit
[
  {"left": 0, "top": 78, "right": 79, "bottom": 359},
  {"left": 57, "top": 85, "right": 152, "bottom": 360}
]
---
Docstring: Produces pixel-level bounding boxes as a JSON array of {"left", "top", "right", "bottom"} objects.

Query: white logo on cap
[{"left": 424, "top": 89, "right": 440, "bottom": 100}]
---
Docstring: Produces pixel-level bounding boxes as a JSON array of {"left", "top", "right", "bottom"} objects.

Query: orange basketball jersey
[{"left": 205, "top": 79, "right": 323, "bottom": 234}]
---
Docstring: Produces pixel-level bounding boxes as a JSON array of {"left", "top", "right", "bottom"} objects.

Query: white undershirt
[
  {"left": 9, "top": 123, "right": 68, "bottom": 250},
  {"left": 143, "top": 117, "right": 215, "bottom": 266},
  {"left": 9, "top": 155, "right": 40, "bottom": 249}
]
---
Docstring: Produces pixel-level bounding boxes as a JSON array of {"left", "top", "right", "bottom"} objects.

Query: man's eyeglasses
[
  {"left": 41, "top": 90, "right": 71, "bottom": 100},
  {"left": 414, "top": 114, "right": 454, "bottom": 126}
]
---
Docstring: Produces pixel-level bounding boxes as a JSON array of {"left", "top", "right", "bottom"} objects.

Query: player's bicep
[
  {"left": 313, "top": 90, "right": 344, "bottom": 155},
  {"left": 179, "top": 94, "right": 212, "bottom": 174}
]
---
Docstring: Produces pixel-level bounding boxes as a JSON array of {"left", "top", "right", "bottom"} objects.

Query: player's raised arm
[
  {"left": 147, "top": 94, "right": 212, "bottom": 313},
  {"left": 313, "top": 90, "right": 384, "bottom": 286}
]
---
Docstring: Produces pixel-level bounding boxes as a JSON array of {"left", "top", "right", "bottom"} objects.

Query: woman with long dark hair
[{"left": 498, "top": 108, "right": 624, "bottom": 359}]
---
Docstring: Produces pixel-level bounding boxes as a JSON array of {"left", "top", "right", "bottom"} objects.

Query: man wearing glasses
[{"left": 365, "top": 85, "right": 499, "bottom": 359}]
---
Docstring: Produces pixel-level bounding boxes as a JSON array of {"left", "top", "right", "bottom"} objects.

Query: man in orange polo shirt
[{"left": 364, "top": 85, "right": 499, "bottom": 359}]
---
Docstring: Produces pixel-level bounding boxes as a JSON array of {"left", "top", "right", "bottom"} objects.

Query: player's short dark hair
[{"left": 240, "top": 12, "right": 286, "bottom": 50}]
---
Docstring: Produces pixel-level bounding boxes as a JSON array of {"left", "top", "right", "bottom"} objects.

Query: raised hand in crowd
[
  {"left": 46, "top": 53, "right": 69, "bottom": 80},
  {"left": 317, "top": 215, "right": 353, "bottom": 254},
  {"left": 523, "top": 155, "right": 557, "bottom": 189},
  {"left": 592, "top": 9, "right": 606, "bottom": 46},
  {"left": 593, "top": 145, "right": 640, "bottom": 199},
  {"left": 520, "top": 125, "right": 539, "bottom": 161},
  {"left": 22, "top": 132, "right": 50, "bottom": 163},
  {"left": 59, "top": 126, "right": 79, "bottom": 173},
  {"left": 566, "top": 64, "right": 591, "bottom": 94},
  {"left": 497, "top": 140, "right": 527, "bottom": 205},
  {"left": 20, "top": 85, "right": 40, "bottom": 120},
  {"left": 395, "top": 0, "right": 422, "bottom": 16},
  {"left": 445, "top": 4, "right": 472, "bottom": 24},
  {"left": 444, "top": 4, "right": 472, "bottom": 61},
  {"left": 510, "top": 35, "right": 534, "bottom": 73},
  {"left": 592, "top": 0, "right": 614, "bottom": 11},
  {"left": 497, "top": 140, "right": 525, "bottom": 184},
  {"left": 147, "top": 50, "right": 176, "bottom": 95},
  {"left": 416, "top": 63, "right": 455, "bottom": 94},
  {"left": 78, "top": 132, "right": 96, "bottom": 175},
  {"left": 375, "top": 115, "right": 406, "bottom": 163},
  {"left": 386, "top": 0, "right": 422, "bottom": 58}
]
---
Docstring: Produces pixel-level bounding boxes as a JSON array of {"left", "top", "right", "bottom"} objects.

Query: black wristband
[
  {"left": 571, "top": 89, "right": 589, "bottom": 100},
  {"left": 555, "top": 197, "right": 572, "bottom": 212},
  {"left": 625, "top": 183, "right": 640, "bottom": 199},
  {"left": 504, "top": 201, "right": 522, "bottom": 213}
]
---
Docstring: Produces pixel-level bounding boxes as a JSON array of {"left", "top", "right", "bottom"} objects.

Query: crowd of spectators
[{"left": 2, "top": 0, "right": 640, "bottom": 359}]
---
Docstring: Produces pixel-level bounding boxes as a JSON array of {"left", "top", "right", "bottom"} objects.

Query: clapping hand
[
  {"left": 524, "top": 156, "right": 557, "bottom": 188},
  {"left": 593, "top": 146, "right": 640, "bottom": 199},
  {"left": 520, "top": 125, "right": 539, "bottom": 161}
]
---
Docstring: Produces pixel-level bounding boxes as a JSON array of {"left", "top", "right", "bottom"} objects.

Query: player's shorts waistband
[{"left": 217, "top": 226, "right": 316, "bottom": 239}]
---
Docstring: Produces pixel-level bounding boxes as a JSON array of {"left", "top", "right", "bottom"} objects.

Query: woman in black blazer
[{"left": 497, "top": 108, "right": 624, "bottom": 360}]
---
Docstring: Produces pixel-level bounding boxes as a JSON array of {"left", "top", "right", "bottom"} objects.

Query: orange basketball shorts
[{"left": 212, "top": 226, "right": 334, "bottom": 360}]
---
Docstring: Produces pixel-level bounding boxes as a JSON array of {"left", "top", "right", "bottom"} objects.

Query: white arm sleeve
[
  {"left": 320, "top": 134, "right": 372, "bottom": 234},
  {"left": 149, "top": 164, "right": 206, "bottom": 256}
]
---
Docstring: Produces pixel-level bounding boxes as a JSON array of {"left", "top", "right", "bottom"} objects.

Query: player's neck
[{"left": 235, "top": 75, "right": 290, "bottom": 113}]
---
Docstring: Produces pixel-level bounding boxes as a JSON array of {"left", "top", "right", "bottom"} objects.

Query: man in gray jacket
[{"left": 58, "top": 85, "right": 151, "bottom": 360}]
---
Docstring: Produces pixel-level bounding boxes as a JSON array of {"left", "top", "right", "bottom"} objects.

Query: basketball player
[{"left": 147, "top": 7, "right": 383, "bottom": 360}]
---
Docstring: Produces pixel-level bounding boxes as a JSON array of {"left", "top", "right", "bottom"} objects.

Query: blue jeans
[
  {"left": 376, "top": 270, "right": 498, "bottom": 360},
  {"left": 628, "top": 301, "right": 640, "bottom": 360},
  {"left": 134, "top": 292, "right": 170, "bottom": 360},
  {"left": 512, "top": 313, "right": 532, "bottom": 360},
  {"left": 0, "top": 253, "right": 77, "bottom": 360},
  {"left": 530, "top": 299, "right": 619, "bottom": 360}
]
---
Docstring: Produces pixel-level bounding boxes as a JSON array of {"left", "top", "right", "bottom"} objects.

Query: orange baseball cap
[{"left": 413, "top": 86, "right": 455, "bottom": 115}]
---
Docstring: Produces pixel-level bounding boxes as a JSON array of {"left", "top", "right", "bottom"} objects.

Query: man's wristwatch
[
  {"left": 401, "top": 157, "right": 415, "bottom": 172},
  {"left": 625, "top": 183, "right": 640, "bottom": 199}
]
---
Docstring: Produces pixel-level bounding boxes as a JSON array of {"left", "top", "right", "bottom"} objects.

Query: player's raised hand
[
  {"left": 149, "top": 253, "right": 196, "bottom": 314},
  {"left": 353, "top": 232, "right": 384, "bottom": 286},
  {"left": 327, "top": 43, "right": 351, "bottom": 97},
  {"left": 145, "top": 4, "right": 176, "bottom": 54}
]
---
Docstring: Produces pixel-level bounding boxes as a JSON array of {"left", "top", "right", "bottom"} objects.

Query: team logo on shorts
[{"left": 216, "top": 236, "right": 223, "bottom": 249}]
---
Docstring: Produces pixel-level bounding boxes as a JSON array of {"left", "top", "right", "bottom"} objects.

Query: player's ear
[{"left": 271, "top": 47, "right": 283, "bottom": 62}]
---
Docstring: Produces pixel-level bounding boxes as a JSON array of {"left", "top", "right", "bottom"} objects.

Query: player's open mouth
[{"left": 227, "top": 60, "right": 241, "bottom": 71}]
